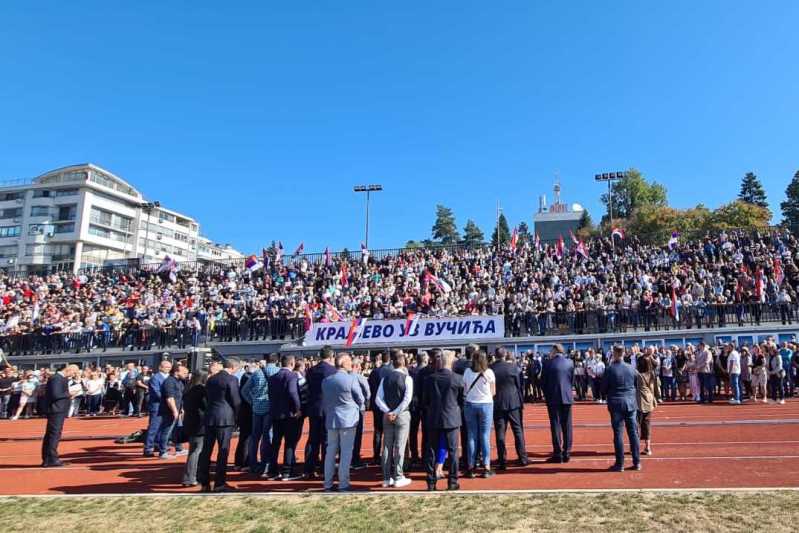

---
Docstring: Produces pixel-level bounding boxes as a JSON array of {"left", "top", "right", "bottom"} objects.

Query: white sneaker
[
  {"left": 779, "top": 400, "right": 786, "bottom": 405},
  {"left": 10, "top": 416, "right": 18, "bottom": 421},
  {"left": 394, "top": 477, "right": 412, "bottom": 488},
  {"left": 381, "top": 479, "right": 395, "bottom": 488}
]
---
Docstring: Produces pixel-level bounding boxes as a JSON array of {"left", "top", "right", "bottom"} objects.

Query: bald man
[{"left": 42, "top": 364, "right": 79, "bottom": 467}]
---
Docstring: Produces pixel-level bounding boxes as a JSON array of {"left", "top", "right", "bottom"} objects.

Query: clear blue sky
[{"left": 1, "top": 1, "right": 797, "bottom": 254}]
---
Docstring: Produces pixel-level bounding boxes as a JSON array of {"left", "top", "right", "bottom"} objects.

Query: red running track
[{"left": 1, "top": 399, "right": 798, "bottom": 494}]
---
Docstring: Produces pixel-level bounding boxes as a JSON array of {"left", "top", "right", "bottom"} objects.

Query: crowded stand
[{"left": 1, "top": 228, "right": 798, "bottom": 357}]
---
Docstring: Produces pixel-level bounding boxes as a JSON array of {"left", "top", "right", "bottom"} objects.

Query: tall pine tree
[
  {"left": 781, "top": 170, "right": 799, "bottom": 233},
  {"left": 431, "top": 204, "right": 460, "bottom": 244},
  {"left": 491, "top": 213, "right": 511, "bottom": 247},
  {"left": 462, "top": 219, "right": 485, "bottom": 247},
  {"left": 739, "top": 172, "right": 768, "bottom": 208}
]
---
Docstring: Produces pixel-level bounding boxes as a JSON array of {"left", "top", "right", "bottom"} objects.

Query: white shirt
[
  {"left": 727, "top": 350, "right": 741, "bottom": 375},
  {"left": 463, "top": 367, "right": 495, "bottom": 404},
  {"left": 375, "top": 368, "right": 413, "bottom": 416}
]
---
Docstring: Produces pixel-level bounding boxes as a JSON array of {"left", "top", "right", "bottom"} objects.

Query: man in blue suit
[
  {"left": 143, "top": 358, "right": 172, "bottom": 457},
  {"left": 321, "top": 353, "right": 365, "bottom": 492},
  {"left": 267, "top": 354, "right": 302, "bottom": 480},
  {"left": 303, "top": 346, "right": 337, "bottom": 478},
  {"left": 601, "top": 345, "right": 641, "bottom": 472},
  {"left": 541, "top": 344, "right": 574, "bottom": 463}
]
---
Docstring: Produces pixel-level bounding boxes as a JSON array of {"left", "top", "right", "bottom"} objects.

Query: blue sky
[{"left": 1, "top": 1, "right": 797, "bottom": 254}]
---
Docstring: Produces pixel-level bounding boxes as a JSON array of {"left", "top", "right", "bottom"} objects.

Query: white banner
[{"left": 304, "top": 315, "right": 505, "bottom": 348}]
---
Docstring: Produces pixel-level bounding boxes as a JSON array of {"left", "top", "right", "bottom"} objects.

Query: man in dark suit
[
  {"left": 368, "top": 351, "right": 391, "bottom": 465},
  {"left": 602, "top": 345, "right": 642, "bottom": 472},
  {"left": 421, "top": 350, "right": 464, "bottom": 491},
  {"left": 491, "top": 348, "right": 528, "bottom": 469},
  {"left": 303, "top": 348, "right": 337, "bottom": 478},
  {"left": 267, "top": 354, "right": 302, "bottom": 480},
  {"left": 541, "top": 344, "right": 574, "bottom": 463},
  {"left": 42, "top": 364, "right": 78, "bottom": 467},
  {"left": 197, "top": 357, "right": 241, "bottom": 492},
  {"left": 408, "top": 351, "right": 432, "bottom": 466}
]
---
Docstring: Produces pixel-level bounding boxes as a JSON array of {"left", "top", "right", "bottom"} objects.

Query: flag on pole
[
  {"left": 326, "top": 303, "right": 344, "bottom": 322},
  {"left": 340, "top": 262, "right": 349, "bottom": 286},
  {"left": 575, "top": 240, "right": 589, "bottom": 259},
  {"left": 510, "top": 228, "right": 518, "bottom": 253},
  {"left": 361, "top": 243, "right": 370, "bottom": 264},
  {"left": 534, "top": 234, "right": 541, "bottom": 252},
  {"left": 31, "top": 299, "right": 40, "bottom": 323},
  {"left": 611, "top": 227, "right": 625, "bottom": 240},
  {"left": 324, "top": 247, "right": 332, "bottom": 267},
  {"left": 303, "top": 304, "right": 314, "bottom": 332},
  {"left": 294, "top": 242, "right": 304, "bottom": 256},
  {"left": 568, "top": 230, "right": 580, "bottom": 245},
  {"left": 156, "top": 255, "right": 178, "bottom": 283},
  {"left": 2, "top": 315, "right": 20, "bottom": 332},
  {"left": 404, "top": 312, "right": 419, "bottom": 336},
  {"left": 668, "top": 232, "right": 680, "bottom": 250},
  {"left": 556, "top": 235, "right": 565, "bottom": 259},
  {"left": 775, "top": 258, "right": 785, "bottom": 286},
  {"left": 275, "top": 241, "right": 284, "bottom": 264},
  {"left": 345, "top": 318, "right": 368, "bottom": 347},
  {"left": 245, "top": 254, "right": 263, "bottom": 273},
  {"left": 670, "top": 285, "right": 680, "bottom": 321},
  {"left": 262, "top": 248, "right": 270, "bottom": 272},
  {"left": 425, "top": 271, "right": 452, "bottom": 293}
]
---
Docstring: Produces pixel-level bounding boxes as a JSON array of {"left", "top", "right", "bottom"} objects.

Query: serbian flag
[
  {"left": 670, "top": 285, "right": 680, "bottom": 321},
  {"left": 556, "top": 235, "right": 565, "bottom": 259},
  {"left": 612, "top": 227, "right": 625, "bottom": 240},
  {"left": 575, "top": 240, "right": 589, "bottom": 259},
  {"left": 303, "top": 304, "right": 314, "bottom": 332},
  {"left": 262, "top": 248, "right": 270, "bottom": 272},
  {"left": 156, "top": 255, "right": 178, "bottom": 283},
  {"left": 345, "top": 318, "right": 368, "bottom": 347},
  {"left": 361, "top": 242, "right": 370, "bottom": 264},
  {"left": 245, "top": 255, "right": 263, "bottom": 273},
  {"left": 755, "top": 267, "right": 764, "bottom": 300},
  {"left": 534, "top": 234, "right": 541, "bottom": 251},
  {"left": 568, "top": 230, "right": 580, "bottom": 245},
  {"left": 510, "top": 228, "right": 518, "bottom": 253},
  {"left": 668, "top": 232, "right": 680, "bottom": 250},
  {"left": 324, "top": 247, "right": 332, "bottom": 267},
  {"left": 294, "top": 242, "right": 304, "bottom": 256},
  {"left": 340, "top": 262, "right": 349, "bottom": 286},
  {"left": 425, "top": 271, "right": 452, "bottom": 293},
  {"left": 275, "top": 241, "right": 284, "bottom": 264},
  {"left": 404, "top": 312, "right": 419, "bottom": 336}
]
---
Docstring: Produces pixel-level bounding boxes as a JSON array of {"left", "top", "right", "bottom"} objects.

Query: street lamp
[
  {"left": 139, "top": 201, "right": 160, "bottom": 262},
  {"left": 353, "top": 184, "right": 382, "bottom": 249},
  {"left": 594, "top": 172, "right": 626, "bottom": 227}
]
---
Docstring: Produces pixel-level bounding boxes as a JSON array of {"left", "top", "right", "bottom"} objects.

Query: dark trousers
[
  {"left": 425, "top": 427, "right": 459, "bottom": 485},
  {"left": 304, "top": 414, "right": 326, "bottom": 474},
  {"left": 494, "top": 408, "right": 527, "bottom": 465},
  {"left": 699, "top": 372, "right": 715, "bottom": 403},
  {"left": 353, "top": 411, "right": 365, "bottom": 464},
  {"left": 42, "top": 413, "right": 66, "bottom": 465},
  {"left": 270, "top": 417, "right": 300, "bottom": 476},
  {"left": 197, "top": 425, "right": 234, "bottom": 488},
  {"left": 372, "top": 409, "right": 384, "bottom": 462},
  {"left": 545, "top": 403, "right": 572, "bottom": 460},
  {"left": 234, "top": 422, "right": 252, "bottom": 468},
  {"left": 409, "top": 410, "right": 422, "bottom": 461},
  {"left": 610, "top": 408, "right": 640, "bottom": 467}
]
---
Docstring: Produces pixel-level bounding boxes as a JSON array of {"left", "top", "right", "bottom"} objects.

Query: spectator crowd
[{"left": 1, "top": 229, "right": 799, "bottom": 356}]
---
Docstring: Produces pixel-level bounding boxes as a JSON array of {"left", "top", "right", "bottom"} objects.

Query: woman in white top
[
  {"left": 84, "top": 372, "right": 105, "bottom": 416},
  {"left": 462, "top": 350, "right": 496, "bottom": 478}
]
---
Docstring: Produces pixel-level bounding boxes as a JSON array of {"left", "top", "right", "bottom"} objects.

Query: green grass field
[{"left": 2, "top": 491, "right": 796, "bottom": 532}]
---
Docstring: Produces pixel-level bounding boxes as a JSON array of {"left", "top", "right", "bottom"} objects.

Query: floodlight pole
[{"left": 354, "top": 185, "right": 382, "bottom": 249}]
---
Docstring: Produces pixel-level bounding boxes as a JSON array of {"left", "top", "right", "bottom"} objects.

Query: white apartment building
[{"left": 0, "top": 163, "right": 242, "bottom": 274}]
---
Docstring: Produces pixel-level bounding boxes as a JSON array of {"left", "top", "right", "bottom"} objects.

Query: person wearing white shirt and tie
[{"left": 375, "top": 349, "right": 414, "bottom": 488}]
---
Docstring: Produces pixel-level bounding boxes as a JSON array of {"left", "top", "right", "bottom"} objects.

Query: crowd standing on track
[
  {"left": 3, "top": 228, "right": 799, "bottom": 356},
  {"left": 4, "top": 335, "right": 797, "bottom": 488}
]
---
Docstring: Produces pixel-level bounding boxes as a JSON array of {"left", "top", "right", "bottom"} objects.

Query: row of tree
[{"left": 408, "top": 168, "right": 799, "bottom": 249}]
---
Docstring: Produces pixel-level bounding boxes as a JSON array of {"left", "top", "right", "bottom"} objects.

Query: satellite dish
[{"left": 571, "top": 203, "right": 584, "bottom": 212}]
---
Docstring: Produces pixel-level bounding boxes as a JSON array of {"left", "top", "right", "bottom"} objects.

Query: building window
[
  {"left": 0, "top": 208, "right": 22, "bottom": 219},
  {"left": 0, "top": 192, "right": 23, "bottom": 201},
  {"left": 57, "top": 204, "right": 77, "bottom": 221},
  {"left": 0, "top": 226, "right": 21, "bottom": 238},
  {"left": 33, "top": 190, "right": 51, "bottom": 198},
  {"left": 53, "top": 222, "right": 75, "bottom": 234},
  {"left": 0, "top": 245, "right": 17, "bottom": 258},
  {"left": 55, "top": 188, "right": 79, "bottom": 197},
  {"left": 28, "top": 224, "right": 53, "bottom": 236},
  {"left": 30, "top": 206, "right": 50, "bottom": 217}
]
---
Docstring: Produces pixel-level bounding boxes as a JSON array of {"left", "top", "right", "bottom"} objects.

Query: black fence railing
[
  {"left": 1, "top": 303, "right": 796, "bottom": 358},
  {"left": 0, "top": 318, "right": 306, "bottom": 357}
]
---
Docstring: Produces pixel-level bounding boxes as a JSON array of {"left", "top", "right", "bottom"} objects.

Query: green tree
[
  {"left": 738, "top": 172, "right": 768, "bottom": 208},
  {"left": 601, "top": 168, "right": 667, "bottom": 221},
  {"left": 517, "top": 221, "right": 531, "bottom": 245},
  {"left": 491, "top": 213, "right": 511, "bottom": 247},
  {"left": 578, "top": 210, "right": 593, "bottom": 230},
  {"left": 781, "top": 170, "right": 799, "bottom": 233},
  {"left": 462, "top": 219, "right": 485, "bottom": 247},
  {"left": 431, "top": 204, "right": 460, "bottom": 244},
  {"left": 710, "top": 200, "right": 771, "bottom": 230},
  {"left": 404, "top": 240, "right": 422, "bottom": 249}
]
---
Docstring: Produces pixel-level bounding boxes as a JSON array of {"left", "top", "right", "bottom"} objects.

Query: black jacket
[
  {"left": 46, "top": 372, "right": 70, "bottom": 415},
  {"left": 421, "top": 368, "right": 464, "bottom": 430},
  {"left": 182, "top": 384, "right": 207, "bottom": 437},
  {"left": 306, "top": 360, "right": 336, "bottom": 418},
  {"left": 367, "top": 364, "right": 391, "bottom": 410},
  {"left": 491, "top": 361, "right": 524, "bottom": 412},
  {"left": 269, "top": 368, "right": 301, "bottom": 420},
  {"left": 204, "top": 371, "right": 241, "bottom": 427}
]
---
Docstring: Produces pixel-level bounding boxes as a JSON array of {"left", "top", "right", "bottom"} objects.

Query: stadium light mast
[
  {"left": 139, "top": 201, "right": 161, "bottom": 262},
  {"left": 594, "top": 172, "right": 625, "bottom": 250},
  {"left": 353, "top": 184, "right": 382, "bottom": 249}
]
